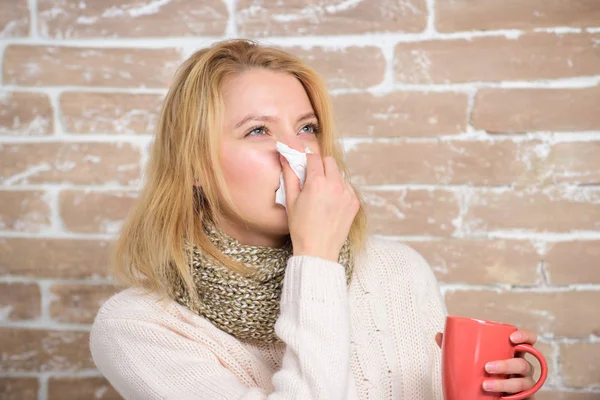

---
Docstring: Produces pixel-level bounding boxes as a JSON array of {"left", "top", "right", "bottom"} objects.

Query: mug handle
[{"left": 500, "top": 343, "right": 548, "bottom": 400}]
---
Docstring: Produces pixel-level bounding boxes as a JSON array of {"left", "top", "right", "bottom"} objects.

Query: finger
[
  {"left": 280, "top": 155, "right": 300, "bottom": 207},
  {"left": 345, "top": 181, "right": 356, "bottom": 195},
  {"left": 305, "top": 153, "right": 324, "bottom": 181},
  {"left": 323, "top": 156, "right": 342, "bottom": 181},
  {"left": 485, "top": 358, "right": 533, "bottom": 377},
  {"left": 483, "top": 377, "right": 535, "bottom": 393},
  {"left": 435, "top": 332, "right": 443, "bottom": 349},
  {"left": 510, "top": 330, "right": 538, "bottom": 345}
]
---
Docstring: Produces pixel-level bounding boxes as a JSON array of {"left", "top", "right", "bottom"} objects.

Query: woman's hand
[
  {"left": 281, "top": 153, "right": 359, "bottom": 262},
  {"left": 435, "top": 330, "right": 538, "bottom": 396}
]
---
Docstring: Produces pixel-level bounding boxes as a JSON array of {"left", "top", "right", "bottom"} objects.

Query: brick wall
[{"left": 1, "top": 1, "right": 599, "bottom": 399}]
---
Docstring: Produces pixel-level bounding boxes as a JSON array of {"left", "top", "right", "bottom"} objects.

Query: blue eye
[
  {"left": 301, "top": 123, "right": 320, "bottom": 134},
  {"left": 246, "top": 125, "right": 267, "bottom": 137}
]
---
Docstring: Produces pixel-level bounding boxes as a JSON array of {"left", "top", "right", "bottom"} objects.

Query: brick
[
  {"left": 0, "top": 91, "right": 53, "bottom": 136},
  {"left": 286, "top": 46, "right": 385, "bottom": 89},
  {"left": 0, "top": 327, "right": 93, "bottom": 372},
  {"left": 0, "top": 142, "right": 141, "bottom": 185},
  {"left": 363, "top": 189, "right": 459, "bottom": 236},
  {"left": 395, "top": 33, "right": 600, "bottom": 83},
  {"left": 0, "top": 283, "right": 41, "bottom": 321},
  {"left": 437, "top": 0, "right": 600, "bottom": 32},
  {"left": 523, "top": 342, "right": 555, "bottom": 385},
  {"left": 3, "top": 45, "right": 182, "bottom": 88},
  {"left": 409, "top": 240, "right": 539, "bottom": 285},
  {"left": 463, "top": 188, "right": 600, "bottom": 233},
  {"left": 333, "top": 92, "right": 468, "bottom": 137},
  {"left": 446, "top": 290, "right": 600, "bottom": 337},
  {"left": 546, "top": 142, "right": 600, "bottom": 185},
  {"left": 0, "top": 238, "right": 112, "bottom": 279},
  {"left": 545, "top": 241, "right": 600, "bottom": 284},
  {"left": 237, "top": 0, "right": 427, "bottom": 36},
  {"left": 0, "top": 378, "right": 38, "bottom": 400},
  {"left": 60, "top": 191, "right": 138, "bottom": 234},
  {"left": 38, "top": 0, "right": 227, "bottom": 38},
  {"left": 560, "top": 342, "right": 600, "bottom": 387},
  {"left": 0, "top": 190, "right": 51, "bottom": 232},
  {"left": 537, "top": 392, "right": 600, "bottom": 400},
  {"left": 0, "top": 0, "right": 29, "bottom": 38},
  {"left": 50, "top": 283, "right": 119, "bottom": 324},
  {"left": 48, "top": 377, "right": 122, "bottom": 400},
  {"left": 473, "top": 87, "right": 600, "bottom": 133},
  {"left": 346, "top": 140, "right": 536, "bottom": 185},
  {"left": 60, "top": 92, "right": 163, "bottom": 134}
]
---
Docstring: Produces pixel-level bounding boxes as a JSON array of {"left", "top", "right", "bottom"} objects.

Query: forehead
[{"left": 221, "top": 69, "right": 313, "bottom": 119}]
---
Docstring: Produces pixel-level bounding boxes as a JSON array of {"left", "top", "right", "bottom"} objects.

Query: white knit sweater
[{"left": 90, "top": 238, "right": 447, "bottom": 399}]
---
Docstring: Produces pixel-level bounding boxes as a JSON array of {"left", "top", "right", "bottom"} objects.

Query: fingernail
[
  {"left": 485, "top": 362, "right": 498, "bottom": 373},
  {"left": 511, "top": 332, "right": 522, "bottom": 342},
  {"left": 483, "top": 380, "right": 495, "bottom": 391}
]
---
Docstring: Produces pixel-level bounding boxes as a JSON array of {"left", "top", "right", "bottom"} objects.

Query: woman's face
[{"left": 218, "top": 68, "right": 321, "bottom": 247}]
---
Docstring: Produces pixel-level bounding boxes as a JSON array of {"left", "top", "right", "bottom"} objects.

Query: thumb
[
  {"left": 435, "top": 332, "right": 443, "bottom": 349},
  {"left": 280, "top": 155, "right": 300, "bottom": 208}
]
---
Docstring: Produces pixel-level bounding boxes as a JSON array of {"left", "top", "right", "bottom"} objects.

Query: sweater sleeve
[
  {"left": 415, "top": 252, "right": 447, "bottom": 400},
  {"left": 90, "top": 255, "right": 351, "bottom": 400}
]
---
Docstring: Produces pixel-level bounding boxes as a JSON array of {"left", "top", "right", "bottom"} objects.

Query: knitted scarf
[{"left": 174, "top": 224, "right": 354, "bottom": 343}]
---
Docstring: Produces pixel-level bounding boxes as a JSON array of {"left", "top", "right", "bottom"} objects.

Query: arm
[
  {"left": 90, "top": 256, "right": 351, "bottom": 400},
  {"left": 415, "top": 252, "right": 447, "bottom": 400}
]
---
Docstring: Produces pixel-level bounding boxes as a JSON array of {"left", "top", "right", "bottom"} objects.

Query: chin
[
  {"left": 239, "top": 205, "right": 290, "bottom": 237},
  {"left": 270, "top": 207, "right": 290, "bottom": 235}
]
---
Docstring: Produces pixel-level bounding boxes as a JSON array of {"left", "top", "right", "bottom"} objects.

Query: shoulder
[
  {"left": 89, "top": 287, "right": 224, "bottom": 363},
  {"left": 91, "top": 286, "right": 213, "bottom": 339},
  {"left": 355, "top": 236, "right": 447, "bottom": 328},
  {"left": 93, "top": 287, "right": 170, "bottom": 323},
  {"left": 89, "top": 289, "right": 246, "bottom": 399},
  {"left": 91, "top": 283, "right": 225, "bottom": 335},
  {"left": 356, "top": 236, "right": 440, "bottom": 301},
  {"left": 361, "top": 236, "right": 433, "bottom": 278}
]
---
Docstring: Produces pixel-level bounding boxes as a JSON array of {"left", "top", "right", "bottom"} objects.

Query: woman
[{"left": 90, "top": 39, "right": 540, "bottom": 399}]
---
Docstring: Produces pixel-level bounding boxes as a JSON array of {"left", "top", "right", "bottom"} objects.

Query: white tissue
[{"left": 275, "top": 141, "right": 312, "bottom": 209}]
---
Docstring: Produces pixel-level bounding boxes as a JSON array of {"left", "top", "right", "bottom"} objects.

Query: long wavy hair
[{"left": 111, "top": 39, "right": 368, "bottom": 305}]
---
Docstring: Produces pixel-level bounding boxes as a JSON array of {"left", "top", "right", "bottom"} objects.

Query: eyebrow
[{"left": 234, "top": 112, "right": 317, "bottom": 129}]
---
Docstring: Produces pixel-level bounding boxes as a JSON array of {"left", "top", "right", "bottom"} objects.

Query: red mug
[{"left": 442, "top": 316, "right": 548, "bottom": 400}]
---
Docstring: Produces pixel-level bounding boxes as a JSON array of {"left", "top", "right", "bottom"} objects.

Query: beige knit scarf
[{"left": 174, "top": 224, "right": 354, "bottom": 343}]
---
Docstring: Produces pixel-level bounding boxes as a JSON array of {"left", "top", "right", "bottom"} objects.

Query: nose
[
  {"left": 277, "top": 130, "right": 314, "bottom": 153},
  {"left": 278, "top": 137, "right": 304, "bottom": 152}
]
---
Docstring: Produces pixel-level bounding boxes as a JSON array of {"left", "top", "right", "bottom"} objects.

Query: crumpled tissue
[{"left": 275, "top": 141, "right": 312, "bottom": 209}]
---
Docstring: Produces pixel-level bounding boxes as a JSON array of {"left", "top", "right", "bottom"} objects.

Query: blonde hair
[{"left": 111, "top": 39, "right": 368, "bottom": 305}]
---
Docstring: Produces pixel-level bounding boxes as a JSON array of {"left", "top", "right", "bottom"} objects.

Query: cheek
[{"left": 220, "top": 146, "right": 280, "bottom": 196}]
